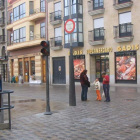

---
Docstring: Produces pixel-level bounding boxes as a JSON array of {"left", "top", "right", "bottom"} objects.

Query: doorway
[
  {"left": 95, "top": 54, "right": 109, "bottom": 82},
  {"left": 53, "top": 57, "right": 66, "bottom": 84},
  {"left": 24, "top": 58, "right": 29, "bottom": 82}
]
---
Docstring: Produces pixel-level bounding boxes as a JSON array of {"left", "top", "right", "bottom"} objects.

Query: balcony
[
  {"left": 88, "top": 28, "right": 105, "bottom": 46},
  {"left": 50, "top": 36, "right": 63, "bottom": 51},
  {"left": 114, "top": 23, "right": 134, "bottom": 43},
  {"left": 50, "top": 11, "right": 62, "bottom": 25},
  {"left": 0, "top": 17, "right": 5, "bottom": 27},
  {"left": 7, "top": 8, "right": 45, "bottom": 30},
  {"left": 113, "top": 0, "right": 133, "bottom": 10},
  {"left": 87, "top": 0, "right": 105, "bottom": 16},
  {"left": 7, "top": 34, "right": 45, "bottom": 51},
  {"left": 0, "top": 0, "right": 5, "bottom": 10},
  {"left": 0, "top": 56, "right": 8, "bottom": 61}
]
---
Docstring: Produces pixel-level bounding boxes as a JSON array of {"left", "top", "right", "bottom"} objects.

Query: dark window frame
[
  {"left": 40, "top": 0, "right": 45, "bottom": 12},
  {"left": 14, "top": 27, "right": 26, "bottom": 43},
  {"left": 13, "top": 3, "right": 25, "bottom": 22}
]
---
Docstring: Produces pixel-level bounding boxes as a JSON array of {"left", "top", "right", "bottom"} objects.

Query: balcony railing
[
  {"left": 50, "top": 36, "right": 63, "bottom": 50},
  {"left": 0, "top": 0, "right": 5, "bottom": 10},
  {"left": 0, "top": 56, "right": 8, "bottom": 61},
  {"left": 30, "top": 34, "right": 45, "bottom": 40},
  {"left": 88, "top": 28, "right": 105, "bottom": 45},
  {"left": 0, "top": 17, "right": 5, "bottom": 26},
  {"left": 50, "top": 10, "right": 62, "bottom": 22},
  {"left": 114, "top": 23, "right": 133, "bottom": 42},
  {"left": 29, "top": 8, "right": 45, "bottom": 15},
  {"left": 87, "top": 0, "right": 104, "bottom": 16},
  {"left": 0, "top": 35, "right": 5, "bottom": 43},
  {"left": 113, "top": 0, "right": 132, "bottom": 9}
]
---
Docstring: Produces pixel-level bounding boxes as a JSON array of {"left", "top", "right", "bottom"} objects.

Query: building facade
[
  {"left": 0, "top": 0, "right": 8, "bottom": 82},
  {"left": 7, "top": 0, "right": 47, "bottom": 82},
  {"left": 48, "top": 0, "right": 140, "bottom": 85}
]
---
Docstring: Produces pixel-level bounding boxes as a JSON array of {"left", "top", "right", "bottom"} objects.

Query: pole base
[{"left": 44, "top": 112, "right": 52, "bottom": 115}]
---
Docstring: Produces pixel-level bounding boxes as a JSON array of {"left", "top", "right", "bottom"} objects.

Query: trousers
[{"left": 103, "top": 84, "right": 110, "bottom": 101}]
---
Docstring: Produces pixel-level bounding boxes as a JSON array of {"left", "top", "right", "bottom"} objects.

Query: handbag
[
  {"left": 87, "top": 81, "right": 90, "bottom": 87},
  {"left": 102, "top": 91, "right": 105, "bottom": 97}
]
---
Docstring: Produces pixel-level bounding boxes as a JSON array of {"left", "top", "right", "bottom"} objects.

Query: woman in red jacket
[
  {"left": 102, "top": 71, "right": 110, "bottom": 102},
  {"left": 80, "top": 70, "right": 89, "bottom": 101}
]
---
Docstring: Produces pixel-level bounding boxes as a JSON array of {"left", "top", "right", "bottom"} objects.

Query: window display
[
  {"left": 115, "top": 51, "right": 136, "bottom": 81},
  {"left": 73, "top": 55, "right": 85, "bottom": 79}
]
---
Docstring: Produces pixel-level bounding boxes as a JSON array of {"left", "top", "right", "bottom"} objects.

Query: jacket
[
  {"left": 80, "top": 73, "right": 88, "bottom": 86},
  {"left": 93, "top": 81, "right": 100, "bottom": 90}
]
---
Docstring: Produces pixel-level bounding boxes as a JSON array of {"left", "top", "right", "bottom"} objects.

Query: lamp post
[{"left": 69, "top": 0, "right": 76, "bottom": 106}]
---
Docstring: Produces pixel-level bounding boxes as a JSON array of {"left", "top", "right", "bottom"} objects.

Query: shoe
[
  {"left": 104, "top": 100, "right": 107, "bottom": 102},
  {"left": 86, "top": 99, "right": 90, "bottom": 101},
  {"left": 106, "top": 100, "right": 110, "bottom": 102}
]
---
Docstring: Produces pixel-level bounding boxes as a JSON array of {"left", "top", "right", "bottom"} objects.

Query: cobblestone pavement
[{"left": 0, "top": 83, "right": 140, "bottom": 140}]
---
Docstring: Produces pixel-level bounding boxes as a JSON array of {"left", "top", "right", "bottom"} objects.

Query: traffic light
[{"left": 40, "top": 41, "right": 50, "bottom": 56}]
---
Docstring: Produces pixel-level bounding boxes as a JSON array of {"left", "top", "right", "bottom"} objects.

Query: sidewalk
[{"left": 0, "top": 83, "right": 140, "bottom": 140}]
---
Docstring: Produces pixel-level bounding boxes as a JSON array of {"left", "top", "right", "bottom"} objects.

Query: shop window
[
  {"left": 73, "top": 55, "right": 85, "bottom": 80},
  {"left": 31, "top": 60, "right": 35, "bottom": 75},
  {"left": 115, "top": 51, "right": 136, "bottom": 83},
  {"left": 19, "top": 61, "right": 23, "bottom": 76}
]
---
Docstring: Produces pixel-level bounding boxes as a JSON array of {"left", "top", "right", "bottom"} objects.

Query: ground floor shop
[{"left": 50, "top": 44, "right": 139, "bottom": 85}]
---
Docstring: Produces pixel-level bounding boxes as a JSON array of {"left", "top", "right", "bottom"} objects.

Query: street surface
[{"left": 0, "top": 83, "right": 140, "bottom": 140}]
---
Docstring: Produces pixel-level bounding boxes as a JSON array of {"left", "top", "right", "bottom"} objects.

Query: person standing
[
  {"left": 102, "top": 71, "right": 110, "bottom": 102},
  {"left": 80, "top": 70, "right": 89, "bottom": 101},
  {"left": 93, "top": 78, "right": 102, "bottom": 101}
]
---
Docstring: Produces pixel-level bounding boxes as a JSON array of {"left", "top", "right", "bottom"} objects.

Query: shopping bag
[{"left": 102, "top": 91, "right": 105, "bottom": 97}]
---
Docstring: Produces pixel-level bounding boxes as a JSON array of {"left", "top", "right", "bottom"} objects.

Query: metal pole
[
  {"left": 0, "top": 75, "right": 4, "bottom": 123},
  {"left": 8, "top": 93, "right": 11, "bottom": 129},
  {"left": 69, "top": 0, "right": 76, "bottom": 106},
  {"left": 44, "top": 55, "right": 52, "bottom": 115}
]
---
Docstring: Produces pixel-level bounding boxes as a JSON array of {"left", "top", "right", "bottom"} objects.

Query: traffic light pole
[
  {"left": 44, "top": 55, "right": 52, "bottom": 115},
  {"left": 69, "top": 0, "right": 76, "bottom": 106}
]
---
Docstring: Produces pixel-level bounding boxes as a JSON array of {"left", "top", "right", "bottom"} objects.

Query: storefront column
[
  {"left": 90, "top": 55, "right": 96, "bottom": 83},
  {"left": 29, "top": 57, "right": 31, "bottom": 77},
  {"left": 109, "top": 52, "right": 115, "bottom": 84},
  {"left": 35, "top": 55, "right": 42, "bottom": 81},
  {"left": 14, "top": 59, "right": 18, "bottom": 77},
  {"left": 86, "top": 54, "right": 91, "bottom": 82},
  {"left": 137, "top": 52, "right": 140, "bottom": 84},
  {"left": 22, "top": 58, "right": 25, "bottom": 81},
  {"left": 66, "top": 55, "right": 69, "bottom": 85}
]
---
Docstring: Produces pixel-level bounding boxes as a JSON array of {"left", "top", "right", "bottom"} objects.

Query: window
[
  {"left": 94, "top": 0, "right": 103, "bottom": 9},
  {"left": 13, "top": 3, "right": 25, "bottom": 21},
  {"left": 119, "top": 12, "right": 132, "bottom": 37},
  {"left": 41, "top": 0, "right": 45, "bottom": 12},
  {"left": 118, "top": 0, "right": 131, "bottom": 4},
  {"left": 10, "top": 33, "right": 13, "bottom": 44},
  {"left": 94, "top": 18, "right": 104, "bottom": 40},
  {"left": 10, "top": 13, "right": 13, "bottom": 23},
  {"left": 31, "top": 60, "right": 35, "bottom": 75},
  {"left": 14, "top": 27, "right": 26, "bottom": 43},
  {"left": 55, "top": 27, "right": 62, "bottom": 46},
  {"left": 64, "top": 0, "right": 69, "bottom": 16},
  {"left": 54, "top": 2, "right": 61, "bottom": 20},
  {"left": 19, "top": 61, "right": 23, "bottom": 75},
  {"left": 41, "top": 23, "right": 45, "bottom": 38},
  {"left": 65, "top": 18, "right": 83, "bottom": 43}
]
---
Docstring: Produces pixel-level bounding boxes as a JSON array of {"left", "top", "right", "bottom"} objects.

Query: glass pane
[
  {"left": 95, "top": 29, "right": 99, "bottom": 37},
  {"left": 65, "top": 7, "right": 69, "bottom": 16},
  {"left": 78, "top": 5, "right": 82, "bottom": 14},
  {"left": 72, "top": 5, "right": 76, "bottom": 14},
  {"left": 120, "top": 25, "right": 126, "bottom": 33},
  {"left": 72, "top": 33, "right": 77, "bottom": 42},
  {"left": 65, "top": 34, "right": 69, "bottom": 43},
  {"left": 79, "top": 33, "right": 83, "bottom": 42},
  {"left": 79, "top": 22, "right": 82, "bottom": 32}
]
